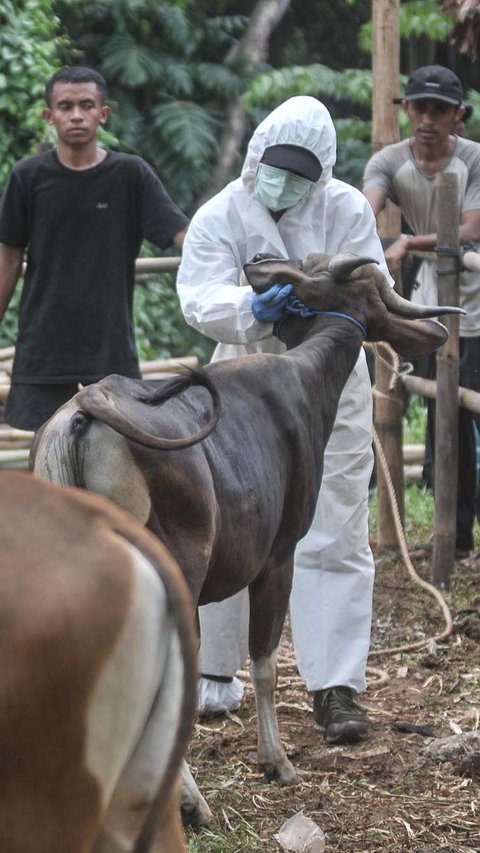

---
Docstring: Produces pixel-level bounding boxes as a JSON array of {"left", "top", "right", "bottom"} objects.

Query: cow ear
[
  {"left": 244, "top": 260, "right": 312, "bottom": 293},
  {"left": 380, "top": 316, "right": 449, "bottom": 358}
]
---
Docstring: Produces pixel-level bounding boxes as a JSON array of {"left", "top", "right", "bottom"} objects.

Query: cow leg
[
  {"left": 248, "top": 555, "right": 296, "bottom": 785},
  {"left": 151, "top": 781, "right": 187, "bottom": 852},
  {"left": 93, "top": 761, "right": 211, "bottom": 852},
  {"left": 179, "top": 760, "right": 213, "bottom": 828},
  {"left": 92, "top": 585, "right": 208, "bottom": 851}
]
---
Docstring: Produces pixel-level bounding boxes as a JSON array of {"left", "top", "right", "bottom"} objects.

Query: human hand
[
  {"left": 251, "top": 283, "right": 294, "bottom": 323},
  {"left": 384, "top": 237, "right": 409, "bottom": 274}
]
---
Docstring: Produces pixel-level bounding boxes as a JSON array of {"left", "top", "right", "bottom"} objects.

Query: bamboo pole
[
  {"left": 403, "top": 444, "right": 424, "bottom": 464},
  {"left": 402, "top": 375, "right": 480, "bottom": 416},
  {"left": 0, "top": 346, "right": 15, "bottom": 360},
  {"left": 431, "top": 174, "right": 461, "bottom": 589},
  {"left": 135, "top": 257, "right": 181, "bottom": 273},
  {"left": 20, "top": 257, "right": 182, "bottom": 278},
  {"left": 371, "top": 0, "right": 403, "bottom": 549},
  {"left": 0, "top": 450, "right": 30, "bottom": 464},
  {"left": 0, "top": 357, "right": 198, "bottom": 402},
  {"left": 140, "top": 356, "right": 198, "bottom": 373}
]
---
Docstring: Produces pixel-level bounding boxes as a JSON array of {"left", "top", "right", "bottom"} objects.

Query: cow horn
[
  {"left": 328, "top": 252, "right": 465, "bottom": 319},
  {"left": 327, "top": 254, "right": 377, "bottom": 280},
  {"left": 373, "top": 271, "right": 466, "bottom": 319}
]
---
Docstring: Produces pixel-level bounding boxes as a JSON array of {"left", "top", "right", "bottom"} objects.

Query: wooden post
[
  {"left": 432, "top": 173, "right": 460, "bottom": 588},
  {"left": 371, "top": 0, "right": 404, "bottom": 548}
]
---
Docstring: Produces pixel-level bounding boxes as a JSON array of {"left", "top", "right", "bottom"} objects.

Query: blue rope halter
[{"left": 275, "top": 296, "right": 367, "bottom": 340}]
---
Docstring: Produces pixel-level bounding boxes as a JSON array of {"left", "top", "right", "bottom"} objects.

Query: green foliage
[
  {"left": 369, "top": 482, "right": 435, "bottom": 545},
  {"left": 404, "top": 394, "right": 427, "bottom": 444},
  {"left": 54, "top": 0, "right": 249, "bottom": 212},
  {"left": 244, "top": 64, "right": 373, "bottom": 111},
  {"left": 460, "top": 88, "right": 480, "bottom": 143},
  {"left": 359, "top": 0, "right": 453, "bottom": 53},
  {"left": 0, "top": 0, "right": 67, "bottom": 190},
  {"left": 0, "top": 283, "right": 21, "bottom": 349},
  {"left": 333, "top": 117, "right": 371, "bottom": 186},
  {"left": 335, "top": 136, "right": 372, "bottom": 187},
  {"left": 151, "top": 101, "right": 220, "bottom": 163},
  {"left": 399, "top": 0, "right": 453, "bottom": 41},
  {"left": 100, "top": 33, "right": 163, "bottom": 87},
  {"left": 370, "top": 397, "right": 432, "bottom": 542},
  {"left": 275, "top": 0, "right": 371, "bottom": 73},
  {"left": 133, "top": 274, "right": 214, "bottom": 364}
]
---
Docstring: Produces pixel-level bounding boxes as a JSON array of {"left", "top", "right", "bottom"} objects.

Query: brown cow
[
  {"left": 0, "top": 471, "right": 197, "bottom": 852},
  {"left": 31, "top": 253, "right": 463, "bottom": 816}
]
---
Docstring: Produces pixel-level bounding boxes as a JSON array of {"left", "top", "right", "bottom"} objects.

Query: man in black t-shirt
[{"left": 0, "top": 65, "right": 189, "bottom": 430}]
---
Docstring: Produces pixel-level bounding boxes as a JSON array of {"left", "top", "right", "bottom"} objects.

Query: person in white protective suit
[{"left": 177, "top": 96, "right": 393, "bottom": 743}]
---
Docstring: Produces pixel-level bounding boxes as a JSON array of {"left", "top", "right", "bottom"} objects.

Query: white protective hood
[{"left": 241, "top": 96, "right": 336, "bottom": 197}]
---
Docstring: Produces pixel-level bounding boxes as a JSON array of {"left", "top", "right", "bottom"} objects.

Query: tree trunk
[
  {"left": 201, "top": 0, "right": 291, "bottom": 203},
  {"left": 371, "top": 0, "right": 403, "bottom": 550}
]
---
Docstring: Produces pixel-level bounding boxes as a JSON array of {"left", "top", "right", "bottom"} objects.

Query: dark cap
[
  {"left": 394, "top": 65, "right": 463, "bottom": 106},
  {"left": 261, "top": 144, "right": 322, "bottom": 182}
]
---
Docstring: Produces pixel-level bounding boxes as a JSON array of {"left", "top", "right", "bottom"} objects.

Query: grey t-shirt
[{"left": 363, "top": 136, "right": 480, "bottom": 336}]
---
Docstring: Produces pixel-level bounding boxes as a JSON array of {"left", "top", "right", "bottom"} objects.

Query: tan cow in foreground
[{"left": 0, "top": 471, "right": 197, "bottom": 853}]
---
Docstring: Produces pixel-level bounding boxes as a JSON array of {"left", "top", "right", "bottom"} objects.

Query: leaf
[
  {"left": 100, "top": 32, "right": 160, "bottom": 87},
  {"left": 150, "top": 101, "right": 219, "bottom": 165}
]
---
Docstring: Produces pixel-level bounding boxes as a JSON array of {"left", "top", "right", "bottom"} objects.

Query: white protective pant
[{"left": 198, "top": 352, "right": 375, "bottom": 694}]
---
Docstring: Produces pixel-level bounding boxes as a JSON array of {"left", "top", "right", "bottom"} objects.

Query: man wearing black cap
[
  {"left": 178, "top": 96, "right": 393, "bottom": 741},
  {"left": 363, "top": 64, "right": 480, "bottom": 560}
]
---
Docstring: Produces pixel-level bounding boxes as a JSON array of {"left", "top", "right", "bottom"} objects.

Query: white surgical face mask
[{"left": 254, "top": 163, "right": 314, "bottom": 212}]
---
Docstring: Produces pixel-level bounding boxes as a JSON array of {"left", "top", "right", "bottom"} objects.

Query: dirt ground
[{"left": 186, "top": 552, "right": 480, "bottom": 852}]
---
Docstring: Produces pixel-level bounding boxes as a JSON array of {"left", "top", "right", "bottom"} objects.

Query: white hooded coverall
[{"left": 177, "top": 96, "right": 391, "bottom": 695}]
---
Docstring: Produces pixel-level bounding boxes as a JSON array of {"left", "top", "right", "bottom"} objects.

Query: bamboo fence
[{"left": 0, "top": 351, "right": 198, "bottom": 459}]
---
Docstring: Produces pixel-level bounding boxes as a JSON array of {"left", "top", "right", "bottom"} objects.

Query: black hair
[{"left": 45, "top": 66, "right": 108, "bottom": 106}]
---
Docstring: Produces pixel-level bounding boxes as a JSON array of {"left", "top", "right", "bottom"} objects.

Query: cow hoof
[
  {"left": 180, "top": 760, "right": 213, "bottom": 828},
  {"left": 181, "top": 802, "right": 212, "bottom": 829},
  {"left": 180, "top": 790, "right": 213, "bottom": 829},
  {"left": 260, "top": 759, "right": 296, "bottom": 786}
]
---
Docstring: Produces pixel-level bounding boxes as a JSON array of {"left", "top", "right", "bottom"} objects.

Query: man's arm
[
  {"left": 172, "top": 226, "right": 188, "bottom": 249},
  {"left": 379, "top": 209, "right": 480, "bottom": 274},
  {"left": 363, "top": 185, "right": 411, "bottom": 273},
  {"left": 177, "top": 213, "right": 274, "bottom": 346},
  {"left": 363, "top": 187, "right": 388, "bottom": 219},
  {"left": 0, "top": 244, "right": 23, "bottom": 324}
]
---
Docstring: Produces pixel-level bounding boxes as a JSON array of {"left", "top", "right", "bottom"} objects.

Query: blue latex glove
[{"left": 251, "top": 283, "right": 294, "bottom": 323}]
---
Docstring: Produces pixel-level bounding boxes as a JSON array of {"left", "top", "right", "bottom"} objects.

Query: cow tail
[{"left": 116, "top": 520, "right": 197, "bottom": 853}]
